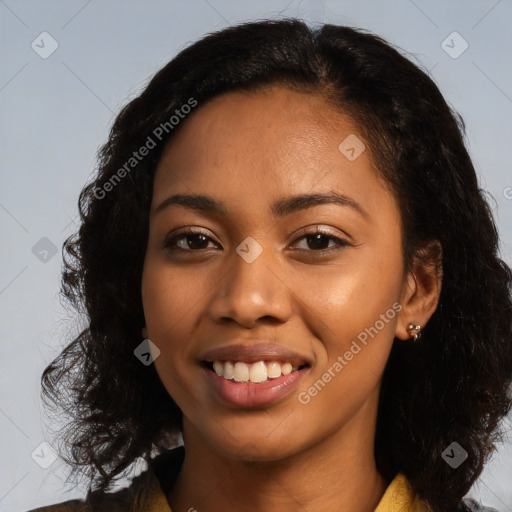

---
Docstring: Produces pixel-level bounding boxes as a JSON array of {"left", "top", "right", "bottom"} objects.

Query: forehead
[{"left": 152, "top": 86, "right": 395, "bottom": 222}]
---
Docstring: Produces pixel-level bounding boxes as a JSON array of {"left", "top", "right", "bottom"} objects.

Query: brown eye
[
  {"left": 291, "top": 228, "right": 350, "bottom": 253},
  {"left": 164, "top": 228, "right": 219, "bottom": 252}
]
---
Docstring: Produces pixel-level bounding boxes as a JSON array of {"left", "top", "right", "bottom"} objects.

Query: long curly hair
[{"left": 41, "top": 18, "right": 512, "bottom": 511}]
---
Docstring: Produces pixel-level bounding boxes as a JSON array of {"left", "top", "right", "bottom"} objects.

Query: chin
[{"left": 199, "top": 422, "right": 308, "bottom": 463}]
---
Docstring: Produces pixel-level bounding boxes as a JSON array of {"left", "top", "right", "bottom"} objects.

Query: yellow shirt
[{"left": 28, "top": 448, "right": 429, "bottom": 512}]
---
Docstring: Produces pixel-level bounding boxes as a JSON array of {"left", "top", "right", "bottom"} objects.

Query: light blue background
[{"left": 1, "top": 1, "right": 511, "bottom": 510}]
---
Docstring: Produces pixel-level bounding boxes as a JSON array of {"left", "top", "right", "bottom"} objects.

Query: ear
[
  {"left": 141, "top": 326, "right": 149, "bottom": 339},
  {"left": 395, "top": 240, "right": 443, "bottom": 340}
]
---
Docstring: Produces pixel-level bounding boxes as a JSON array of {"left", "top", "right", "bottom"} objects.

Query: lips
[
  {"left": 199, "top": 340, "right": 311, "bottom": 408},
  {"left": 199, "top": 341, "right": 311, "bottom": 368}
]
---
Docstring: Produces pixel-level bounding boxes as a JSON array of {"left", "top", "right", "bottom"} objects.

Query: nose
[{"left": 206, "top": 241, "right": 293, "bottom": 328}]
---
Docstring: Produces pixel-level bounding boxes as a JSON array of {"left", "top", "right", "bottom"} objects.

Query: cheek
[
  {"left": 141, "top": 263, "right": 203, "bottom": 406},
  {"left": 305, "top": 275, "right": 399, "bottom": 382},
  {"left": 141, "top": 262, "right": 208, "bottom": 380},
  {"left": 295, "top": 271, "right": 401, "bottom": 425},
  {"left": 142, "top": 261, "right": 203, "bottom": 333},
  {"left": 299, "top": 248, "right": 403, "bottom": 341},
  {"left": 292, "top": 243, "right": 403, "bottom": 398}
]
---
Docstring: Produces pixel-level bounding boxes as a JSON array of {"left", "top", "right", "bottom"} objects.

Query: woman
[{"left": 29, "top": 18, "right": 511, "bottom": 512}]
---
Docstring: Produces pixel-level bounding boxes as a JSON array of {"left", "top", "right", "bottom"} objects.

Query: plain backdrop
[{"left": 1, "top": 1, "right": 511, "bottom": 511}]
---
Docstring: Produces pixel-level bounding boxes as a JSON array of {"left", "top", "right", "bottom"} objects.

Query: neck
[{"left": 166, "top": 409, "right": 387, "bottom": 512}]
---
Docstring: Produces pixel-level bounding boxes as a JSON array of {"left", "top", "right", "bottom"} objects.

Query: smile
[
  {"left": 205, "top": 360, "right": 307, "bottom": 383},
  {"left": 199, "top": 341, "right": 312, "bottom": 407}
]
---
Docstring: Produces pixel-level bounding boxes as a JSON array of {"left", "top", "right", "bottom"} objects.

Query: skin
[{"left": 140, "top": 85, "right": 442, "bottom": 512}]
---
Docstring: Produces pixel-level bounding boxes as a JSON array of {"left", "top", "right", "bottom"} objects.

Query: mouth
[
  {"left": 199, "top": 341, "right": 312, "bottom": 408},
  {"left": 202, "top": 360, "right": 310, "bottom": 383}
]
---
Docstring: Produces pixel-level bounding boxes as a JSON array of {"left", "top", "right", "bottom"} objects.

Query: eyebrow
[{"left": 153, "top": 191, "right": 369, "bottom": 220}]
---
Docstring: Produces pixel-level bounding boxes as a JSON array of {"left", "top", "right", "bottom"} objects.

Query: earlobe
[
  {"left": 395, "top": 272, "right": 419, "bottom": 340},
  {"left": 395, "top": 240, "right": 443, "bottom": 341}
]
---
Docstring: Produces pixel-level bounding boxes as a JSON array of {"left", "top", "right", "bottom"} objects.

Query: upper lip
[{"left": 199, "top": 340, "right": 311, "bottom": 367}]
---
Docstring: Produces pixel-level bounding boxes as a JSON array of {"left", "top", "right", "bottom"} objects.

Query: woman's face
[{"left": 141, "top": 85, "right": 415, "bottom": 460}]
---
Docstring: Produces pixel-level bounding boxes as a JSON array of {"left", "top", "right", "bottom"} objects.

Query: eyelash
[{"left": 163, "top": 226, "right": 350, "bottom": 255}]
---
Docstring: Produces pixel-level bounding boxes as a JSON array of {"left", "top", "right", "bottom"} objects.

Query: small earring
[{"left": 407, "top": 323, "right": 422, "bottom": 341}]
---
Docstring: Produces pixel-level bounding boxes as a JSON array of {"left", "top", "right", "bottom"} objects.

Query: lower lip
[{"left": 204, "top": 366, "right": 309, "bottom": 408}]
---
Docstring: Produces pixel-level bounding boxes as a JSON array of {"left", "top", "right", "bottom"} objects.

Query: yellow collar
[{"left": 374, "top": 473, "right": 430, "bottom": 511}]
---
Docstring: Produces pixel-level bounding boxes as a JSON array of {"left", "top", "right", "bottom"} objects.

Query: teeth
[
  {"left": 210, "top": 360, "right": 301, "bottom": 383},
  {"left": 233, "top": 362, "right": 250, "bottom": 382},
  {"left": 224, "top": 361, "right": 234, "bottom": 380},
  {"left": 213, "top": 361, "right": 224, "bottom": 376},
  {"left": 281, "top": 362, "right": 293, "bottom": 375},
  {"left": 267, "top": 361, "right": 281, "bottom": 379},
  {"left": 249, "top": 361, "right": 267, "bottom": 383}
]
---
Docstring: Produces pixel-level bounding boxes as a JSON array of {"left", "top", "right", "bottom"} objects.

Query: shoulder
[
  {"left": 375, "top": 473, "right": 500, "bottom": 512},
  {"left": 462, "top": 498, "right": 500, "bottom": 512},
  {"left": 26, "top": 498, "right": 90, "bottom": 512},
  {"left": 26, "top": 446, "right": 185, "bottom": 512},
  {"left": 26, "top": 481, "right": 140, "bottom": 512}
]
